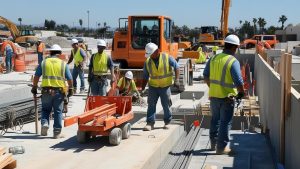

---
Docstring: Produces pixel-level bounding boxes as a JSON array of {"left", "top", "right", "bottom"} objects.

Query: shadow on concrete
[
  {"left": 3, "top": 134, "right": 52, "bottom": 140},
  {"left": 50, "top": 135, "right": 111, "bottom": 153}
]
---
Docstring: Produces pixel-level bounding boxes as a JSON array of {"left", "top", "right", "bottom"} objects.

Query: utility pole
[{"left": 87, "top": 10, "right": 90, "bottom": 36}]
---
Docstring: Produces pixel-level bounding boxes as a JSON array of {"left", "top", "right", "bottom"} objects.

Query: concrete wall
[
  {"left": 255, "top": 53, "right": 300, "bottom": 169},
  {"left": 34, "top": 30, "right": 57, "bottom": 38},
  {"left": 254, "top": 54, "right": 281, "bottom": 161}
]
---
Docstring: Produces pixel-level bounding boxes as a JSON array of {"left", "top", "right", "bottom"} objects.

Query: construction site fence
[{"left": 255, "top": 52, "right": 300, "bottom": 169}]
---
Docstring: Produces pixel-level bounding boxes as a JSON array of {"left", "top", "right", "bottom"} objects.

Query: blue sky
[{"left": 1, "top": 0, "right": 299, "bottom": 29}]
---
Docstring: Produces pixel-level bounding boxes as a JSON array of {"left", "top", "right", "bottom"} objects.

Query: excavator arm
[
  {"left": 0, "top": 16, "right": 20, "bottom": 39},
  {"left": 220, "top": 0, "right": 230, "bottom": 39}
]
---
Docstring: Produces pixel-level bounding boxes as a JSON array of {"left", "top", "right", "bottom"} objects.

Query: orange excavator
[
  {"left": 111, "top": 15, "right": 193, "bottom": 92},
  {"left": 199, "top": 0, "right": 231, "bottom": 45}
]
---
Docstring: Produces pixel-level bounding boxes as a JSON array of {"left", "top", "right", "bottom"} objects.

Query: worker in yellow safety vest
[
  {"left": 195, "top": 46, "right": 207, "bottom": 64},
  {"left": 31, "top": 44, "right": 73, "bottom": 139},
  {"left": 117, "top": 71, "right": 140, "bottom": 101},
  {"left": 212, "top": 46, "right": 219, "bottom": 55},
  {"left": 67, "top": 39, "right": 87, "bottom": 94},
  {"left": 88, "top": 39, "right": 115, "bottom": 96},
  {"left": 203, "top": 34, "right": 245, "bottom": 155},
  {"left": 36, "top": 39, "right": 45, "bottom": 65},
  {"left": 141, "top": 42, "right": 180, "bottom": 131}
]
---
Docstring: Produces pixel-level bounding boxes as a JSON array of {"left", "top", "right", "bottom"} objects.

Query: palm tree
[
  {"left": 79, "top": 19, "right": 83, "bottom": 29},
  {"left": 278, "top": 15, "right": 288, "bottom": 29},
  {"left": 252, "top": 18, "right": 257, "bottom": 34},
  {"left": 258, "top": 17, "right": 267, "bottom": 34},
  {"left": 18, "top": 18, "right": 22, "bottom": 27},
  {"left": 239, "top": 20, "right": 243, "bottom": 27}
]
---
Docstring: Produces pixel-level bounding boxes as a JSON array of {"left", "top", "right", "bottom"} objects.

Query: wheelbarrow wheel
[
  {"left": 109, "top": 128, "right": 122, "bottom": 146},
  {"left": 121, "top": 123, "right": 131, "bottom": 139},
  {"left": 77, "top": 130, "right": 90, "bottom": 143}
]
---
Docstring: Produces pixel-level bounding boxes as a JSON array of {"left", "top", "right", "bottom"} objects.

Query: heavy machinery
[
  {"left": 111, "top": 15, "right": 192, "bottom": 92},
  {"left": 0, "top": 16, "right": 38, "bottom": 47},
  {"left": 198, "top": 0, "right": 231, "bottom": 45}
]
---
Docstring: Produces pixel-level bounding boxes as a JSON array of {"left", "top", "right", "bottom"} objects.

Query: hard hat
[
  {"left": 145, "top": 42, "right": 158, "bottom": 58},
  {"left": 71, "top": 38, "right": 78, "bottom": 44},
  {"left": 49, "top": 44, "right": 62, "bottom": 51},
  {"left": 224, "top": 34, "right": 240, "bottom": 46},
  {"left": 97, "top": 39, "right": 106, "bottom": 47},
  {"left": 125, "top": 71, "right": 133, "bottom": 80}
]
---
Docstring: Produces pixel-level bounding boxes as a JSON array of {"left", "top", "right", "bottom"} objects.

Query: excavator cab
[{"left": 111, "top": 16, "right": 178, "bottom": 68}]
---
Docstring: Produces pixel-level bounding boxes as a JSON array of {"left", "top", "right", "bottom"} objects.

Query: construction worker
[
  {"left": 88, "top": 39, "right": 115, "bottom": 96},
  {"left": 36, "top": 39, "right": 45, "bottom": 65},
  {"left": 117, "top": 71, "right": 139, "bottom": 101},
  {"left": 142, "top": 42, "right": 180, "bottom": 131},
  {"left": 203, "top": 34, "right": 244, "bottom": 155},
  {"left": 31, "top": 44, "right": 73, "bottom": 138},
  {"left": 0, "top": 39, "right": 15, "bottom": 73},
  {"left": 195, "top": 46, "right": 206, "bottom": 64},
  {"left": 212, "top": 46, "right": 219, "bottom": 55},
  {"left": 67, "top": 39, "right": 87, "bottom": 94}
]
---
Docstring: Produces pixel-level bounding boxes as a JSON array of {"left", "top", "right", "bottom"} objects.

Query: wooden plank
[
  {"left": 0, "top": 147, "right": 5, "bottom": 155},
  {"left": 0, "top": 153, "right": 13, "bottom": 169},
  {"left": 285, "top": 54, "right": 292, "bottom": 117},
  {"left": 78, "top": 104, "right": 116, "bottom": 124},
  {"left": 3, "top": 159, "right": 17, "bottom": 169}
]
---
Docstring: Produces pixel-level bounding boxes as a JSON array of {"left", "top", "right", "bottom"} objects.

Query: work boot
[
  {"left": 41, "top": 125, "right": 49, "bottom": 136},
  {"left": 53, "top": 128, "right": 65, "bottom": 139},
  {"left": 143, "top": 123, "right": 154, "bottom": 131},
  {"left": 216, "top": 147, "right": 235, "bottom": 155},
  {"left": 210, "top": 141, "right": 216, "bottom": 151},
  {"left": 163, "top": 122, "right": 171, "bottom": 130}
]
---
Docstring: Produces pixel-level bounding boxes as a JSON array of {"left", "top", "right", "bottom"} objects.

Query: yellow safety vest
[
  {"left": 195, "top": 47, "right": 206, "bottom": 64},
  {"left": 93, "top": 53, "right": 108, "bottom": 76},
  {"left": 117, "top": 77, "right": 137, "bottom": 93},
  {"left": 146, "top": 53, "right": 173, "bottom": 88},
  {"left": 212, "top": 46, "right": 219, "bottom": 52},
  {"left": 41, "top": 57, "right": 66, "bottom": 88},
  {"left": 209, "top": 53, "right": 237, "bottom": 98},
  {"left": 72, "top": 48, "right": 83, "bottom": 66}
]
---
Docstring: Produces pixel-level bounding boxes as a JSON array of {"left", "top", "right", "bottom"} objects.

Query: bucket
[{"left": 14, "top": 59, "right": 26, "bottom": 72}]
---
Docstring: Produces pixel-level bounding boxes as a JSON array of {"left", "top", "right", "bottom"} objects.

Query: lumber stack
[{"left": 0, "top": 147, "right": 17, "bottom": 169}]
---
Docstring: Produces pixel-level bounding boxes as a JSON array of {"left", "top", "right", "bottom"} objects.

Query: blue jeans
[
  {"left": 146, "top": 86, "right": 172, "bottom": 124},
  {"left": 5, "top": 51, "right": 13, "bottom": 72},
  {"left": 209, "top": 97, "right": 234, "bottom": 150},
  {"left": 72, "top": 65, "right": 85, "bottom": 91},
  {"left": 41, "top": 90, "right": 64, "bottom": 129},
  {"left": 37, "top": 52, "right": 43, "bottom": 65},
  {"left": 90, "top": 77, "right": 108, "bottom": 96}
]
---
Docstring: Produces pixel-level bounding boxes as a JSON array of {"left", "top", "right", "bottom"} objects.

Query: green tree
[
  {"left": 252, "top": 18, "right": 257, "bottom": 34},
  {"left": 79, "top": 19, "right": 83, "bottom": 29},
  {"left": 258, "top": 17, "right": 267, "bottom": 34},
  {"left": 278, "top": 15, "right": 287, "bottom": 29}
]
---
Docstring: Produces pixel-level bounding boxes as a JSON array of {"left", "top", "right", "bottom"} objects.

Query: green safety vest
[
  {"left": 41, "top": 57, "right": 66, "bottom": 88},
  {"left": 209, "top": 53, "right": 237, "bottom": 98},
  {"left": 93, "top": 53, "right": 108, "bottom": 76},
  {"left": 72, "top": 48, "right": 83, "bottom": 66},
  {"left": 117, "top": 77, "right": 137, "bottom": 93},
  {"left": 146, "top": 53, "right": 173, "bottom": 88},
  {"left": 195, "top": 47, "right": 206, "bottom": 63}
]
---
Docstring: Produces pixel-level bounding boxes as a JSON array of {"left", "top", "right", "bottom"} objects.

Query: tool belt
[{"left": 42, "top": 87, "right": 63, "bottom": 95}]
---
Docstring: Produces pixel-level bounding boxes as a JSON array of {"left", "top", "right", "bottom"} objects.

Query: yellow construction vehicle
[
  {"left": 199, "top": 0, "right": 231, "bottom": 45},
  {"left": 0, "top": 16, "right": 38, "bottom": 47}
]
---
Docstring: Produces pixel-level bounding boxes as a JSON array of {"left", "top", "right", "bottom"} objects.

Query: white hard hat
[
  {"left": 125, "top": 71, "right": 133, "bottom": 80},
  {"left": 49, "top": 44, "right": 62, "bottom": 51},
  {"left": 224, "top": 34, "right": 240, "bottom": 46},
  {"left": 145, "top": 42, "right": 158, "bottom": 58},
  {"left": 97, "top": 39, "right": 106, "bottom": 47},
  {"left": 71, "top": 38, "right": 78, "bottom": 44}
]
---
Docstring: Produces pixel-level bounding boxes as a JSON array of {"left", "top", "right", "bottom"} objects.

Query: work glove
[
  {"left": 174, "top": 79, "right": 180, "bottom": 89},
  {"left": 67, "top": 88, "right": 74, "bottom": 97},
  {"left": 236, "top": 92, "right": 245, "bottom": 101},
  {"left": 88, "top": 74, "right": 93, "bottom": 83},
  {"left": 31, "top": 86, "right": 38, "bottom": 95}
]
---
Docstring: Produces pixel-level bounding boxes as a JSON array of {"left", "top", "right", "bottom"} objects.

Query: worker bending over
[
  {"left": 195, "top": 46, "right": 206, "bottom": 64},
  {"left": 117, "top": 71, "right": 139, "bottom": 101},
  {"left": 67, "top": 39, "right": 87, "bottom": 94},
  {"left": 203, "top": 34, "right": 244, "bottom": 155},
  {"left": 31, "top": 44, "right": 73, "bottom": 138},
  {"left": 0, "top": 39, "right": 15, "bottom": 73},
  {"left": 142, "top": 42, "right": 180, "bottom": 131},
  {"left": 88, "top": 39, "right": 115, "bottom": 96}
]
